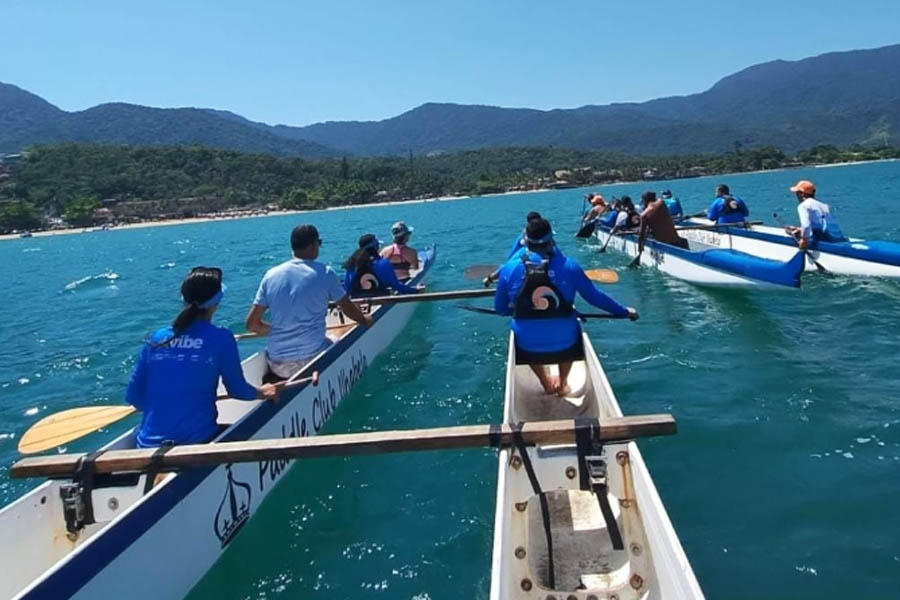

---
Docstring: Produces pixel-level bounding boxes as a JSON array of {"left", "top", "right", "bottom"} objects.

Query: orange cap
[
  {"left": 590, "top": 194, "right": 606, "bottom": 206},
  {"left": 789, "top": 180, "right": 816, "bottom": 195}
]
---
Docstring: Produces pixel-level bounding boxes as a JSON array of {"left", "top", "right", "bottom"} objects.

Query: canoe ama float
[
  {"left": 594, "top": 223, "right": 804, "bottom": 289},
  {"left": 491, "top": 331, "right": 704, "bottom": 599},
  {"left": 679, "top": 219, "right": 900, "bottom": 278},
  {"left": 0, "top": 246, "right": 435, "bottom": 600}
]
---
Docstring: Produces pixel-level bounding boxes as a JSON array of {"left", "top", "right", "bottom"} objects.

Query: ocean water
[{"left": 1, "top": 161, "right": 899, "bottom": 599}]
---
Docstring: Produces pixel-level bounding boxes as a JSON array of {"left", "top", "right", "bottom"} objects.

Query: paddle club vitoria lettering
[{"left": 257, "top": 350, "right": 368, "bottom": 493}]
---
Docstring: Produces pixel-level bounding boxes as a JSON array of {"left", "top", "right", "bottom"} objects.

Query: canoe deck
[{"left": 490, "top": 334, "right": 704, "bottom": 599}]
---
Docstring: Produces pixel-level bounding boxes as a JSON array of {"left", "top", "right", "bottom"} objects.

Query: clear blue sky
[{"left": 2, "top": 0, "right": 898, "bottom": 126}]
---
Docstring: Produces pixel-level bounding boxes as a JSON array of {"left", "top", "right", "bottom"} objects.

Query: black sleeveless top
[{"left": 512, "top": 254, "right": 574, "bottom": 320}]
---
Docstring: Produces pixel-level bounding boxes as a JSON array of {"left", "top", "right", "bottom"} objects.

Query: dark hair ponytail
[
  {"left": 154, "top": 267, "right": 222, "bottom": 346},
  {"left": 343, "top": 234, "right": 379, "bottom": 271}
]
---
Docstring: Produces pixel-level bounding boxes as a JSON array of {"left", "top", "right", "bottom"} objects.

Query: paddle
[
  {"left": 17, "top": 372, "right": 320, "bottom": 454},
  {"left": 456, "top": 304, "right": 628, "bottom": 319},
  {"left": 773, "top": 212, "right": 830, "bottom": 274},
  {"left": 464, "top": 265, "right": 618, "bottom": 284}
]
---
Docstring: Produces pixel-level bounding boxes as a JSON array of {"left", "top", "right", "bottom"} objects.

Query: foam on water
[{"left": 63, "top": 271, "right": 121, "bottom": 291}]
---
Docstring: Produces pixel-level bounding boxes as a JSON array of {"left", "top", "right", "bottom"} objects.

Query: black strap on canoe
[
  {"left": 574, "top": 418, "right": 624, "bottom": 551},
  {"left": 143, "top": 442, "right": 175, "bottom": 494},
  {"left": 487, "top": 423, "right": 502, "bottom": 448},
  {"left": 72, "top": 449, "right": 103, "bottom": 527},
  {"left": 511, "top": 422, "right": 555, "bottom": 589}
]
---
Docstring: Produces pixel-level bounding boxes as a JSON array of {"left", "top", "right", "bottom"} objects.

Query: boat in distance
[
  {"left": 490, "top": 331, "right": 704, "bottom": 599},
  {"left": 594, "top": 222, "right": 805, "bottom": 289},
  {"left": 0, "top": 247, "right": 435, "bottom": 600},
  {"left": 679, "top": 218, "right": 900, "bottom": 278}
]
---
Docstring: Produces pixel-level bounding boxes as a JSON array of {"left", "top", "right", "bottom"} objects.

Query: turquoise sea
[{"left": 1, "top": 161, "right": 899, "bottom": 599}]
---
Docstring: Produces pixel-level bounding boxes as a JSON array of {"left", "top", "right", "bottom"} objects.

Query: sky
[{"left": 2, "top": 0, "right": 899, "bottom": 126}]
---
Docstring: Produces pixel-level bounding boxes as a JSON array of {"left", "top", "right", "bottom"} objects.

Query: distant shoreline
[{"left": 3, "top": 158, "right": 897, "bottom": 242}]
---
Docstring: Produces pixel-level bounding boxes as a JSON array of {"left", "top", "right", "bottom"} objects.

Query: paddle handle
[{"left": 216, "top": 371, "right": 319, "bottom": 400}]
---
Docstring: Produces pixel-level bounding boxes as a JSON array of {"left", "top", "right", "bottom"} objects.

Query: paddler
[
  {"left": 660, "top": 190, "right": 684, "bottom": 219},
  {"left": 583, "top": 194, "right": 609, "bottom": 222},
  {"left": 784, "top": 180, "right": 847, "bottom": 248},
  {"left": 343, "top": 233, "right": 420, "bottom": 296},
  {"left": 380, "top": 221, "right": 419, "bottom": 280},
  {"left": 707, "top": 184, "right": 750, "bottom": 224},
  {"left": 612, "top": 196, "right": 641, "bottom": 231},
  {"left": 632, "top": 191, "right": 689, "bottom": 265},
  {"left": 484, "top": 211, "right": 548, "bottom": 286},
  {"left": 245, "top": 224, "right": 373, "bottom": 379},
  {"left": 494, "top": 217, "right": 638, "bottom": 396},
  {"left": 126, "top": 267, "right": 279, "bottom": 448}
]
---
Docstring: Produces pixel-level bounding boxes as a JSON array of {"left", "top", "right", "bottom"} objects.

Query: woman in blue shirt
[
  {"left": 126, "top": 267, "right": 278, "bottom": 448},
  {"left": 343, "top": 234, "right": 419, "bottom": 296},
  {"left": 495, "top": 218, "right": 638, "bottom": 396}
]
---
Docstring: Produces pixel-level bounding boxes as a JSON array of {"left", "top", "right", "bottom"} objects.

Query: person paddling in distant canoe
[
  {"left": 126, "top": 267, "right": 279, "bottom": 448},
  {"left": 583, "top": 194, "right": 609, "bottom": 222},
  {"left": 660, "top": 190, "right": 684, "bottom": 219},
  {"left": 246, "top": 224, "right": 373, "bottom": 379},
  {"left": 380, "top": 221, "right": 419, "bottom": 280},
  {"left": 633, "top": 191, "right": 689, "bottom": 264},
  {"left": 707, "top": 184, "right": 750, "bottom": 224},
  {"left": 784, "top": 180, "right": 847, "bottom": 249},
  {"left": 494, "top": 218, "right": 638, "bottom": 396},
  {"left": 344, "top": 233, "right": 420, "bottom": 296}
]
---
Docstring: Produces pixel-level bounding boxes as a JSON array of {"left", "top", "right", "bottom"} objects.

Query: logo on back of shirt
[{"left": 168, "top": 335, "right": 204, "bottom": 350}]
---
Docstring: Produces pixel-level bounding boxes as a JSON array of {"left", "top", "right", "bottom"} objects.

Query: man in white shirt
[
  {"left": 246, "top": 224, "right": 372, "bottom": 378},
  {"left": 784, "top": 180, "right": 847, "bottom": 249}
]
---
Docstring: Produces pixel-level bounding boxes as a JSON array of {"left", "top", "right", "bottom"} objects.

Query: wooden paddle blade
[
  {"left": 585, "top": 269, "right": 619, "bottom": 284},
  {"left": 18, "top": 405, "right": 136, "bottom": 454},
  {"left": 463, "top": 265, "right": 498, "bottom": 280}
]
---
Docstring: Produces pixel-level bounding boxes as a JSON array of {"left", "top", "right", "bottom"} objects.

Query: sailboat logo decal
[{"left": 213, "top": 464, "right": 252, "bottom": 548}]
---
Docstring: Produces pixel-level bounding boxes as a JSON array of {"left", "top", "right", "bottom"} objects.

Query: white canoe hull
[
  {"left": 594, "top": 227, "right": 788, "bottom": 289},
  {"left": 680, "top": 219, "right": 900, "bottom": 278},
  {"left": 490, "top": 332, "right": 703, "bottom": 599},
  {"left": 1, "top": 248, "right": 435, "bottom": 600}
]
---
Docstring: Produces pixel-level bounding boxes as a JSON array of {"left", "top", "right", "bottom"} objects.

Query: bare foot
[
  {"left": 556, "top": 383, "right": 572, "bottom": 397},
  {"left": 539, "top": 375, "right": 559, "bottom": 395}
]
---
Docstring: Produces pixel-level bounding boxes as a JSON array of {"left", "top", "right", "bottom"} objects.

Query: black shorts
[{"left": 515, "top": 339, "right": 585, "bottom": 365}]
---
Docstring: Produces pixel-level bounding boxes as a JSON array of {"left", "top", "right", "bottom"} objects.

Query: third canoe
[
  {"left": 595, "top": 223, "right": 805, "bottom": 289},
  {"left": 679, "top": 218, "right": 900, "bottom": 278}
]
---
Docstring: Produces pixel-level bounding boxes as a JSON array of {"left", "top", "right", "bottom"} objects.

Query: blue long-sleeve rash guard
[
  {"left": 344, "top": 256, "right": 418, "bottom": 295},
  {"left": 126, "top": 320, "right": 257, "bottom": 447},
  {"left": 494, "top": 251, "right": 629, "bottom": 353},
  {"left": 707, "top": 196, "right": 749, "bottom": 224}
]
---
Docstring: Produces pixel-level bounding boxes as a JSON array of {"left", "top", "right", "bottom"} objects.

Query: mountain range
[{"left": 2, "top": 43, "right": 898, "bottom": 158}]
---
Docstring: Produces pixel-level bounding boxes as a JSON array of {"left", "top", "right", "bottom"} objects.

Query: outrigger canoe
[
  {"left": 595, "top": 223, "right": 805, "bottom": 289},
  {"left": 490, "top": 330, "right": 704, "bottom": 598},
  {"left": 0, "top": 247, "right": 435, "bottom": 600},
  {"left": 679, "top": 218, "right": 900, "bottom": 278}
]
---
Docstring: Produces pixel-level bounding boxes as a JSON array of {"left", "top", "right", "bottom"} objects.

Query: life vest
[
  {"left": 512, "top": 254, "right": 573, "bottom": 319},
  {"left": 350, "top": 261, "right": 383, "bottom": 295},
  {"left": 721, "top": 195, "right": 742, "bottom": 215}
]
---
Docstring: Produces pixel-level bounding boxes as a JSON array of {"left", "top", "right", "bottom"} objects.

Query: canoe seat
[{"left": 526, "top": 489, "right": 630, "bottom": 591}]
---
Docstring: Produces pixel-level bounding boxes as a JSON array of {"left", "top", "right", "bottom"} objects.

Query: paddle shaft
[
  {"left": 11, "top": 415, "right": 676, "bottom": 478},
  {"left": 456, "top": 304, "right": 624, "bottom": 320}
]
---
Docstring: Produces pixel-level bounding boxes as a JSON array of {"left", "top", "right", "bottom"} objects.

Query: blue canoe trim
[
  {"left": 711, "top": 226, "right": 900, "bottom": 268},
  {"left": 22, "top": 247, "right": 437, "bottom": 600},
  {"left": 598, "top": 225, "right": 803, "bottom": 288}
]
